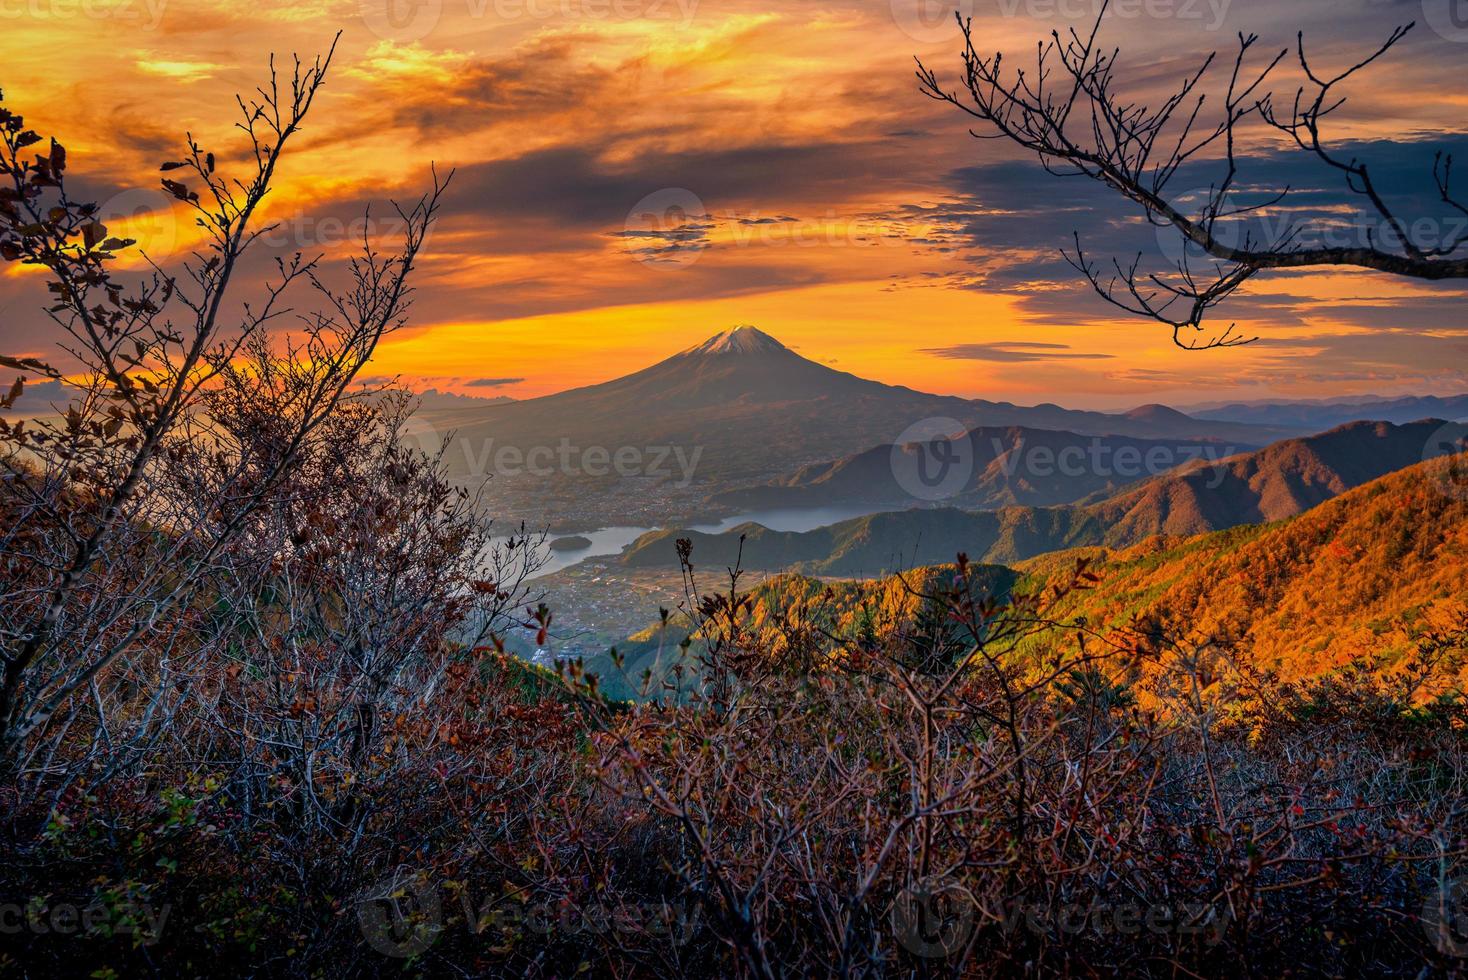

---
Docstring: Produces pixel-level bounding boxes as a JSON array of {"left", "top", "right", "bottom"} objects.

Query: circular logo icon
[
  {"left": 1422, "top": 0, "right": 1468, "bottom": 42},
  {"left": 399, "top": 412, "right": 444, "bottom": 460},
  {"left": 891, "top": 876, "right": 977, "bottom": 958},
  {"left": 359, "top": 0, "right": 444, "bottom": 43},
  {"left": 1154, "top": 187, "right": 1260, "bottom": 269},
  {"left": 891, "top": 417, "right": 973, "bottom": 502},
  {"left": 889, "top": 0, "right": 975, "bottom": 44},
  {"left": 622, "top": 188, "right": 709, "bottom": 269},
  {"left": 356, "top": 871, "right": 443, "bottom": 959},
  {"left": 1423, "top": 876, "right": 1468, "bottom": 958},
  {"left": 97, "top": 188, "right": 178, "bottom": 260},
  {"left": 1422, "top": 420, "right": 1468, "bottom": 501}
]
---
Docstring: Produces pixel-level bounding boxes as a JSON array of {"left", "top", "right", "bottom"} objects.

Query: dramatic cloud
[
  {"left": 921, "top": 342, "right": 1115, "bottom": 363},
  {"left": 3, "top": 0, "right": 1465, "bottom": 404}
]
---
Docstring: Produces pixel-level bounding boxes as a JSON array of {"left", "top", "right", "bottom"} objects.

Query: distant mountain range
[
  {"left": 596, "top": 451, "right": 1468, "bottom": 699},
  {"left": 420, "top": 326, "right": 1288, "bottom": 484},
  {"left": 1185, "top": 394, "right": 1468, "bottom": 430},
  {"left": 620, "top": 420, "right": 1467, "bottom": 575},
  {"left": 710, "top": 424, "right": 1261, "bottom": 513},
  {"left": 413, "top": 388, "right": 515, "bottom": 411}
]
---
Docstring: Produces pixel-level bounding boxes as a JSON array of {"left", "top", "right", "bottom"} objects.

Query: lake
[{"left": 491, "top": 505, "right": 882, "bottom": 579}]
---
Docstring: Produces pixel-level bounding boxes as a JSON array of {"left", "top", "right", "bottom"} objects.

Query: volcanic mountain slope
[
  {"left": 1015, "top": 453, "right": 1468, "bottom": 685},
  {"left": 421, "top": 326, "right": 1281, "bottom": 483},
  {"left": 620, "top": 420, "right": 1467, "bottom": 575}
]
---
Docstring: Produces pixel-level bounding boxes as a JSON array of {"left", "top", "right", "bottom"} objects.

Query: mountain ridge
[
  {"left": 1015, "top": 451, "right": 1468, "bottom": 685},
  {"left": 420, "top": 327, "right": 1292, "bottom": 486},
  {"left": 710, "top": 424, "right": 1259, "bottom": 513},
  {"left": 621, "top": 420, "right": 1466, "bottom": 575}
]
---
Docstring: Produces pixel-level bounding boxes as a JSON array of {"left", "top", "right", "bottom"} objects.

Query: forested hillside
[{"left": 1018, "top": 454, "right": 1468, "bottom": 687}]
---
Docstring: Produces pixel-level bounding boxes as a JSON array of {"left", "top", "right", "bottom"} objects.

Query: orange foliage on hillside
[{"left": 1018, "top": 454, "right": 1468, "bottom": 691}]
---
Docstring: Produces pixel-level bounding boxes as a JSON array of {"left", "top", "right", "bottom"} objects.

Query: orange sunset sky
[{"left": 2, "top": 0, "right": 1466, "bottom": 408}]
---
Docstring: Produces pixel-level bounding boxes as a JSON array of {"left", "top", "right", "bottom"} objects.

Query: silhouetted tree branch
[
  {"left": 916, "top": 4, "right": 1468, "bottom": 348},
  {"left": 0, "top": 37, "right": 453, "bottom": 773}
]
